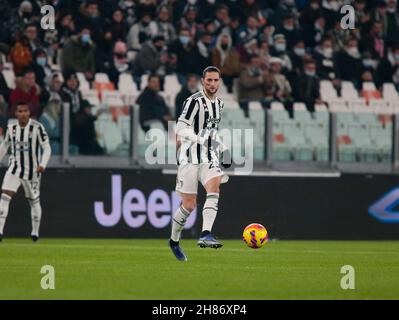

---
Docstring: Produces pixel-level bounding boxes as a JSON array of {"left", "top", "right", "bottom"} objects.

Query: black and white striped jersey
[
  {"left": 0, "top": 119, "right": 51, "bottom": 181},
  {"left": 177, "top": 90, "right": 225, "bottom": 164}
]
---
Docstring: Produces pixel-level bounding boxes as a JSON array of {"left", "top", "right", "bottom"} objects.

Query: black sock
[
  {"left": 169, "top": 239, "right": 179, "bottom": 245},
  {"left": 201, "top": 230, "right": 211, "bottom": 237}
]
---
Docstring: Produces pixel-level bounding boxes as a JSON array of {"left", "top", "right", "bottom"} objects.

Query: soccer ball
[{"left": 242, "top": 223, "right": 268, "bottom": 249}]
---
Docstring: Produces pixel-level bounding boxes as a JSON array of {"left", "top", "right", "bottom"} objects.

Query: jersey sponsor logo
[{"left": 94, "top": 175, "right": 197, "bottom": 229}]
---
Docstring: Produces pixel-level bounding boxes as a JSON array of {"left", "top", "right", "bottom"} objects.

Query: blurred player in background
[
  {"left": 169, "top": 66, "right": 231, "bottom": 261},
  {"left": 0, "top": 101, "right": 51, "bottom": 242}
]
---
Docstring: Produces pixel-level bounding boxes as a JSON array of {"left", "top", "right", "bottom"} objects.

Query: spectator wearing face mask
[
  {"left": 212, "top": 33, "right": 241, "bottom": 93},
  {"left": 336, "top": 37, "right": 363, "bottom": 85},
  {"left": 293, "top": 60, "right": 322, "bottom": 112},
  {"left": 169, "top": 28, "right": 201, "bottom": 84},
  {"left": 1, "top": 1, "right": 35, "bottom": 44},
  {"left": 101, "top": 41, "right": 131, "bottom": 89},
  {"left": 127, "top": 12, "right": 154, "bottom": 51},
  {"left": 175, "top": 74, "right": 199, "bottom": 119},
  {"left": 79, "top": 0, "right": 104, "bottom": 42},
  {"left": 270, "top": 34, "right": 293, "bottom": 75},
  {"left": 313, "top": 37, "right": 339, "bottom": 81},
  {"left": 178, "top": 5, "right": 200, "bottom": 40},
  {"left": 269, "top": 57, "right": 293, "bottom": 110},
  {"left": 31, "top": 49, "right": 52, "bottom": 89},
  {"left": 288, "top": 39, "right": 308, "bottom": 80},
  {"left": 60, "top": 26, "right": 96, "bottom": 82},
  {"left": 134, "top": 35, "right": 172, "bottom": 90},
  {"left": 277, "top": 13, "right": 302, "bottom": 51}
]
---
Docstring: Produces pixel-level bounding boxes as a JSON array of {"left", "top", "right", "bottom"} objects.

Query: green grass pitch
[{"left": 0, "top": 239, "right": 398, "bottom": 299}]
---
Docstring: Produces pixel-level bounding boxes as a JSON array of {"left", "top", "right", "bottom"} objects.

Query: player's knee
[{"left": 182, "top": 199, "right": 196, "bottom": 213}]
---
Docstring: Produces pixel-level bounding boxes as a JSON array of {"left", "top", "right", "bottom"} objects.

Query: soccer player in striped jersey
[
  {"left": 169, "top": 66, "right": 231, "bottom": 261},
  {"left": 0, "top": 102, "right": 51, "bottom": 242}
]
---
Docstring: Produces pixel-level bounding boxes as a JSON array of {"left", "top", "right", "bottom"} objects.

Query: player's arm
[
  {"left": 0, "top": 128, "right": 11, "bottom": 163},
  {"left": 37, "top": 124, "right": 52, "bottom": 173},
  {"left": 176, "top": 98, "right": 208, "bottom": 145}
]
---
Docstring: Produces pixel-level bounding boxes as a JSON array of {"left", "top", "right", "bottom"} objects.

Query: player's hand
[
  {"left": 220, "top": 149, "right": 232, "bottom": 169},
  {"left": 36, "top": 166, "right": 45, "bottom": 173}
]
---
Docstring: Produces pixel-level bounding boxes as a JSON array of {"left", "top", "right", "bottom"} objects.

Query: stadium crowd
[{"left": 0, "top": 0, "right": 398, "bottom": 154}]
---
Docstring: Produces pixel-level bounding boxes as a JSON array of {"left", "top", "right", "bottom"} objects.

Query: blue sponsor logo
[{"left": 369, "top": 187, "right": 399, "bottom": 223}]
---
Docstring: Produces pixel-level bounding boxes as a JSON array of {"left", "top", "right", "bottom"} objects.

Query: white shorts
[
  {"left": 1, "top": 171, "right": 41, "bottom": 199},
  {"left": 175, "top": 162, "right": 229, "bottom": 195}
]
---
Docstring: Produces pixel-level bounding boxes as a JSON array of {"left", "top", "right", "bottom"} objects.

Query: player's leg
[
  {"left": 22, "top": 178, "right": 41, "bottom": 242},
  {"left": 171, "top": 192, "right": 196, "bottom": 243},
  {"left": 169, "top": 164, "right": 198, "bottom": 261},
  {"left": 197, "top": 163, "right": 229, "bottom": 248},
  {"left": 0, "top": 172, "right": 20, "bottom": 240}
]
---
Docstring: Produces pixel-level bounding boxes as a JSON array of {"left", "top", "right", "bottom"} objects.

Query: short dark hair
[
  {"left": 148, "top": 74, "right": 160, "bottom": 82},
  {"left": 202, "top": 66, "right": 221, "bottom": 78},
  {"left": 15, "top": 101, "right": 29, "bottom": 109}
]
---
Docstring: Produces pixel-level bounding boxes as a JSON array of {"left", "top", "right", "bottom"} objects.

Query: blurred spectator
[
  {"left": 60, "top": 26, "right": 96, "bottom": 82},
  {"left": 277, "top": 13, "right": 301, "bottom": 51},
  {"left": 258, "top": 40, "right": 272, "bottom": 66},
  {"left": 289, "top": 39, "right": 308, "bottom": 79},
  {"left": 360, "top": 21, "right": 385, "bottom": 60},
  {"left": 127, "top": 12, "right": 154, "bottom": 51},
  {"left": 212, "top": 33, "right": 241, "bottom": 93},
  {"left": 313, "top": 37, "right": 339, "bottom": 80},
  {"left": 1, "top": 1, "right": 35, "bottom": 44},
  {"left": 240, "top": 0, "right": 265, "bottom": 23},
  {"left": 79, "top": 0, "right": 104, "bottom": 42},
  {"left": 238, "top": 55, "right": 274, "bottom": 117},
  {"left": 196, "top": 32, "right": 213, "bottom": 72},
  {"left": 237, "top": 38, "right": 259, "bottom": 64},
  {"left": 270, "top": 34, "right": 293, "bottom": 75},
  {"left": 212, "top": 4, "right": 231, "bottom": 35},
  {"left": 39, "top": 74, "right": 63, "bottom": 155},
  {"left": 175, "top": 74, "right": 199, "bottom": 119},
  {"left": 169, "top": 28, "right": 201, "bottom": 84},
  {"left": 31, "top": 48, "right": 52, "bottom": 89},
  {"left": 9, "top": 24, "right": 42, "bottom": 74},
  {"left": 385, "top": 0, "right": 399, "bottom": 40},
  {"left": 95, "top": 28, "right": 115, "bottom": 72},
  {"left": 293, "top": 60, "right": 321, "bottom": 112},
  {"left": 179, "top": 5, "right": 200, "bottom": 39},
  {"left": 106, "top": 8, "right": 129, "bottom": 42},
  {"left": 136, "top": 74, "right": 172, "bottom": 132},
  {"left": 353, "top": 0, "right": 372, "bottom": 33},
  {"left": 377, "top": 44, "right": 399, "bottom": 89},
  {"left": 101, "top": 41, "right": 130, "bottom": 89},
  {"left": 9, "top": 68, "right": 41, "bottom": 118},
  {"left": 237, "top": 16, "right": 260, "bottom": 45},
  {"left": 118, "top": 0, "right": 138, "bottom": 27},
  {"left": 336, "top": 38, "right": 363, "bottom": 85},
  {"left": 303, "top": 16, "right": 326, "bottom": 48},
  {"left": 300, "top": 0, "right": 324, "bottom": 28},
  {"left": 327, "top": 20, "right": 351, "bottom": 51},
  {"left": 321, "top": 0, "right": 342, "bottom": 30},
  {"left": 70, "top": 99, "right": 104, "bottom": 155},
  {"left": 134, "top": 36, "right": 171, "bottom": 90},
  {"left": 60, "top": 72, "right": 85, "bottom": 115},
  {"left": 150, "top": 5, "right": 177, "bottom": 45},
  {"left": 55, "top": 10, "right": 76, "bottom": 48},
  {"left": 269, "top": 57, "right": 293, "bottom": 110}
]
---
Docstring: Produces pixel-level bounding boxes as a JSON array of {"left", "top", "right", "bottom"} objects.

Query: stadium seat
[
  {"left": 320, "top": 80, "right": 338, "bottom": 100},
  {"left": 341, "top": 81, "right": 359, "bottom": 99},
  {"left": 382, "top": 83, "right": 399, "bottom": 100},
  {"left": 76, "top": 72, "right": 90, "bottom": 91},
  {"left": 102, "top": 90, "right": 125, "bottom": 107},
  {"left": 80, "top": 89, "right": 100, "bottom": 106},
  {"left": 95, "top": 73, "right": 111, "bottom": 83},
  {"left": 1, "top": 69, "right": 16, "bottom": 89},
  {"left": 118, "top": 73, "right": 138, "bottom": 93}
]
